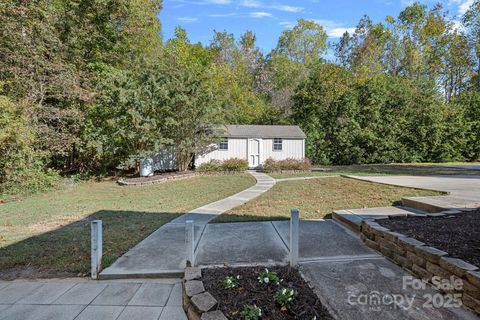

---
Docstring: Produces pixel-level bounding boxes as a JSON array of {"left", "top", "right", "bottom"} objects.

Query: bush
[
  {"left": 197, "top": 160, "right": 222, "bottom": 172},
  {"left": 0, "top": 95, "right": 59, "bottom": 196},
  {"left": 263, "top": 158, "right": 311, "bottom": 172},
  {"left": 197, "top": 158, "right": 248, "bottom": 173},
  {"left": 221, "top": 158, "right": 249, "bottom": 172}
]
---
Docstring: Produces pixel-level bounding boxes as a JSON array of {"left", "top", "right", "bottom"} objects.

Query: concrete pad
[
  {"left": 159, "top": 306, "right": 187, "bottom": 320},
  {"left": 75, "top": 305, "right": 124, "bottom": 320},
  {"left": 16, "top": 283, "right": 75, "bottom": 304},
  {"left": 0, "top": 305, "right": 11, "bottom": 312},
  {"left": 91, "top": 283, "right": 141, "bottom": 306},
  {"left": 300, "top": 258, "right": 477, "bottom": 320},
  {"left": 272, "top": 220, "right": 375, "bottom": 260},
  {"left": 0, "top": 304, "right": 84, "bottom": 320},
  {"left": 0, "top": 283, "right": 10, "bottom": 291},
  {"left": 0, "top": 282, "right": 43, "bottom": 304},
  {"left": 117, "top": 306, "right": 163, "bottom": 320},
  {"left": 101, "top": 224, "right": 196, "bottom": 276},
  {"left": 53, "top": 283, "right": 108, "bottom": 305},
  {"left": 166, "top": 283, "right": 182, "bottom": 306},
  {"left": 345, "top": 206, "right": 418, "bottom": 219},
  {"left": 195, "top": 222, "right": 289, "bottom": 266},
  {"left": 128, "top": 283, "right": 173, "bottom": 306}
]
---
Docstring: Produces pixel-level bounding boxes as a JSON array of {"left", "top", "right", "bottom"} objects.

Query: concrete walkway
[
  {"left": 100, "top": 171, "right": 275, "bottom": 278},
  {"left": 0, "top": 279, "right": 185, "bottom": 320}
]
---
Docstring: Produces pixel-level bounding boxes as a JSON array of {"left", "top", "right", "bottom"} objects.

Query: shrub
[
  {"left": 221, "top": 158, "right": 249, "bottom": 172},
  {"left": 258, "top": 268, "right": 280, "bottom": 285},
  {"left": 263, "top": 158, "right": 311, "bottom": 172},
  {"left": 274, "top": 288, "right": 296, "bottom": 310},
  {"left": 0, "top": 95, "right": 59, "bottom": 196},
  {"left": 223, "top": 275, "right": 240, "bottom": 289},
  {"left": 197, "top": 160, "right": 222, "bottom": 172},
  {"left": 197, "top": 158, "right": 248, "bottom": 172},
  {"left": 241, "top": 304, "right": 262, "bottom": 320}
]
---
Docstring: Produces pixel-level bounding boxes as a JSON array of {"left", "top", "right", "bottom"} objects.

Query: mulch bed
[
  {"left": 378, "top": 210, "right": 480, "bottom": 267},
  {"left": 202, "top": 266, "right": 333, "bottom": 320}
]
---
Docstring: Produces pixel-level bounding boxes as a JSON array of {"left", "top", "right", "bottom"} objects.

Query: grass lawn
[
  {"left": 212, "top": 177, "right": 443, "bottom": 223},
  {"left": 269, "top": 163, "right": 480, "bottom": 179},
  {"left": 0, "top": 174, "right": 255, "bottom": 279}
]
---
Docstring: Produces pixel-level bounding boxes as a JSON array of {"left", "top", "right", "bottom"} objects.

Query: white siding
[
  {"left": 262, "top": 139, "right": 305, "bottom": 162},
  {"left": 195, "top": 138, "right": 247, "bottom": 166}
]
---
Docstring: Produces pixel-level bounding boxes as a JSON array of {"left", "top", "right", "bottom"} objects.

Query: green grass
[
  {"left": 212, "top": 177, "right": 443, "bottom": 223},
  {"left": 0, "top": 174, "right": 255, "bottom": 278},
  {"left": 268, "top": 163, "right": 480, "bottom": 179}
]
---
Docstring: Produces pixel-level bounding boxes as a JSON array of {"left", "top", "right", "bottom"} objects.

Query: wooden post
[
  {"left": 91, "top": 220, "right": 103, "bottom": 280},
  {"left": 186, "top": 220, "right": 195, "bottom": 267},
  {"left": 290, "top": 209, "right": 299, "bottom": 267}
]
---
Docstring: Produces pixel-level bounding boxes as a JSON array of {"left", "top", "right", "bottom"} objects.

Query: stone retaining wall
[
  {"left": 183, "top": 267, "right": 228, "bottom": 320},
  {"left": 361, "top": 220, "right": 480, "bottom": 315}
]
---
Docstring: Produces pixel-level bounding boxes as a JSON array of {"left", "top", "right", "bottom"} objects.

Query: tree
[
  {"left": 89, "top": 59, "right": 219, "bottom": 172},
  {"left": 274, "top": 19, "right": 327, "bottom": 66},
  {"left": 463, "top": 0, "right": 480, "bottom": 90}
]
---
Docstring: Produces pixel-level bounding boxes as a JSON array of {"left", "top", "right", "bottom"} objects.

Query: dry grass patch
[{"left": 213, "top": 177, "right": 443, "bottom": 223}]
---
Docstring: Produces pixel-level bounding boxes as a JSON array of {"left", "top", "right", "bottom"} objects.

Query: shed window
[
  {"left": 273, "top": 138, "right": 283, "bottom": 151},
  {"left": 219, "top": 138, "right": 228, "bottom": 150}
]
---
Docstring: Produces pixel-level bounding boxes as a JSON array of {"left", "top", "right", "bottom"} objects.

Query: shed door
[{"left": 248, "top": 139, "right": 261, "bottom": 168}]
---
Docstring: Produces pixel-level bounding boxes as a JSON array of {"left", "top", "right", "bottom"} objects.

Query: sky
[{"left": 160, "top": 0, "right": 474, "bottom": 55}]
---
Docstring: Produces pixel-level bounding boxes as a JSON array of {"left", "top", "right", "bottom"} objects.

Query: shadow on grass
[{"left": 0, "top": 210, "right": 180, "bottom": 280}]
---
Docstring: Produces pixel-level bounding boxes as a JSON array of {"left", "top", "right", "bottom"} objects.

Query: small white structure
[{"left": 196, "top": 125, "right": 306, "bottom": 169}]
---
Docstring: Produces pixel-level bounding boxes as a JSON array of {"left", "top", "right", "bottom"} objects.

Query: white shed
[{"left": 195, "top": 125, "right": 306, "bottom": 169}]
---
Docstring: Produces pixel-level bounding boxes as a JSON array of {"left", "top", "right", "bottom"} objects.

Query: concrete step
[
  {"left": 333, "top": 206, "right": 426, "bottom": 234},
  {"left": 332, "top": 210, "right": 363, "bottom": 234},
  {"left": 402, "top": 195, "right": 480, "bottom": 213}
]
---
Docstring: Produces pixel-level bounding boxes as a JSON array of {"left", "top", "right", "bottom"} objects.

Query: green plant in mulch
[
  {"left": 274, "top": 288, "right": 297, "bottom": 311},
  {"left": 258, "top": 268, "right": 280, "bottom": 285},
  {"left": 241, "top": 304, "right": 262, "bottom": 320},
  {"left": 223, "top": 275, "right": 240, "bottom": 289}
]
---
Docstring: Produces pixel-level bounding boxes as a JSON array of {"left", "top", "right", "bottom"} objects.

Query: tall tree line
[{"left": 1, "top": 1, "right": 480, "bottom": 195}]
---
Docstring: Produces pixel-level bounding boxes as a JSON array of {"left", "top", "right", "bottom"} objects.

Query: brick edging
[
  {"left": 360, "top": 219, "right": 480, "bottom": 315},
  {"left": 183, "top": 267, "right": 228, "bottom": 320},
  {"left": 118, "top": 171, "right": 248, "bottom": 186}
]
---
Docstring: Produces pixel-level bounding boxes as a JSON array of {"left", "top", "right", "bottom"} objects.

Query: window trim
[
  {"left": 219, "top": 137, "right": 228, "bottom": 151},
  {"left": 273, "top": 138, "right": 283, "bottom": 151}
]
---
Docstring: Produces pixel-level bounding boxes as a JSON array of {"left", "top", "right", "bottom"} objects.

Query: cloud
[
  {"left": 279, "top": 19, "right": 355, "bottom": 38},
  {"left": 208, "top": 12, "right": 237, "bottom": 17},
  {"left": 327, "top": 27, "right": 356, "bottom": 37},
  {"left": 206, "top": 0, "right": 232, "bottom": 4},
  {"left": 248, "top": 11, "right": 273, "bottom": 18},
  {"left": 457, "top": 0, "right": 474, "bottom": 14},
  {"left": 240, "top": 0, "right": 303, "bottom": 13},
  {"left": 273, "top": 5, "right": 303, "bottom": 13},
  {"left": 177, "top": 17, "right": 199, "bottom": 23}
]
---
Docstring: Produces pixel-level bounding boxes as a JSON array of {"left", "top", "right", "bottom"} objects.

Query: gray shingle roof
[{"left": 218, "top": 125, "right": 306, "bottom": 139}]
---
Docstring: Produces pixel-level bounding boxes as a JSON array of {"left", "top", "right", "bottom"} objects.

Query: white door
[{"left": 248, "top": 139, "right": 261, "bottom": 168}]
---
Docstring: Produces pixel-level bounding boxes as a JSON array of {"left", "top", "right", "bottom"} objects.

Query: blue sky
[{"left": 160, "top": 0, "right": 474, "bottom": 55}]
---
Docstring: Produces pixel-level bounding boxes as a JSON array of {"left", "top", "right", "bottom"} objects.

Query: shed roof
[{"left": 219, "top": 125, "right": 306, "bottom": 139}]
